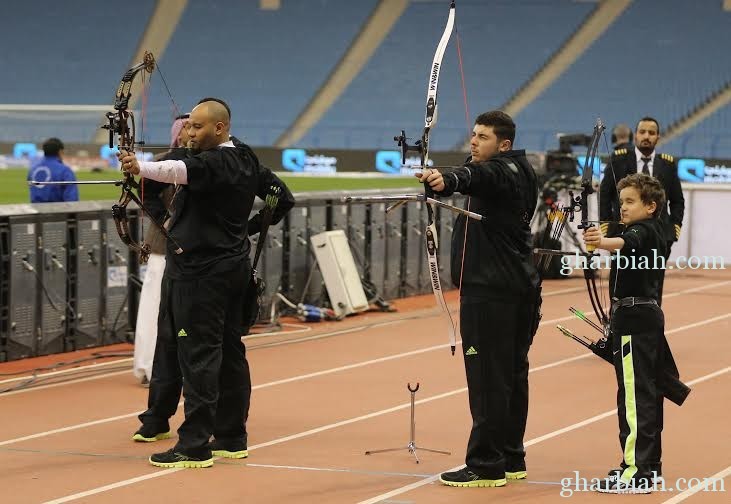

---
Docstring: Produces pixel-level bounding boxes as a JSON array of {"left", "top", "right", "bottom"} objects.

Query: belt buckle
[{"left": 628, "top": 297, "right": 636, "bottom": 308}]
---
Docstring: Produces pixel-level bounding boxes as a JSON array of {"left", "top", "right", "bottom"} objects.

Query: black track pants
[
  {"left": 138, "top": 307, "right": 182, "bottom": 430},
  {"left": 158, "top": 264, "right": 252, "bottom": 457},
  {"left": 611, "top": 304, "right": 671, "bottom": 480},
  {"left": 460, "top": 296, "right": 534, "bottom": 478}
]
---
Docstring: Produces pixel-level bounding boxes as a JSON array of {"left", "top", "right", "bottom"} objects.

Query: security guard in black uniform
[
  {"left": 120, "top": 97, "right": 294, "bottom": 468},
  {"left": 418, "top": 111, "right": 540, "bottom": 488},
  {"left": 585, "top": 173, "right": 680, "bottom": 494},
  {"left": 600, "top": 117, "right": 685, "bottom": 304}
]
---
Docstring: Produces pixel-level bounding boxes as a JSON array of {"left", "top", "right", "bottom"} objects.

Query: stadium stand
[
  {"left": 143, "top": 0, "right": 378, "bottom": 146},
  {"left": 662, "top": 100, "right": 731, "bottom": 159},
  {"left": 0, "top": 0, "right": 156, "bottom": 142},
  {"left": 515, "top": 0, "right": 731, "bottom": 156},
  {"left": 298, "top": 0, "right": 594, "bottom": 150},
  {"left": 0, "top": 0, "right": 729, "bottom": 158}
]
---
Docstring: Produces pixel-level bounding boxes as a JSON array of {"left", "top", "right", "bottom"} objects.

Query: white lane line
[
  {"left": 5, "top": 278, "right": 729, "bottom": 397},
  {"left": 246, "top": 463, "right": 432, "bottom": 479},
  {"left": 665, "top": 313, "right": 731, "bottom": 336},
  {"left": 0, "top": 357, "right": 133, "bottom": 385},
  {"left": 0, "top": 341, "right": 445, "bottom": 446},
  {"left": 0, "top": 406, "right": 146, "bottom": 447},
  {"left": 354, "top": 367, "right": 730, "bottom": 504},
  {"left": 0, "top": 369, "right": 132, "bottom": 397},
  {"left": 4, "top": 304, "right": 730, "bottom": 447},
  {"left": 0, "top": 306, "right": 600, "bottom": 444},
  {"left": 42, "top": 471, "right": 186, "bottom": 504},
  {"left": 38, "top": 364, "right": 730, "bottom": 504},
  {"left": 12, "top": 282, "right": 731, "bottom": 501},
  {"left": 248, "top": 318, "right": 408, "bottom": 349},
  {"left": 542, "top": 286, "right": 586, "bottom": 296},
  {"left": 36, "top": 352, "right": 618, "bottom": 504},
  {"left": 661, "top": 465, "right": 731, "bottom": 503},
  {"left": 0, "top": 343, "right": 593, "bottom": 449},
  {"left": 666, "top": 280, "right": 731, "bottom": 296}
]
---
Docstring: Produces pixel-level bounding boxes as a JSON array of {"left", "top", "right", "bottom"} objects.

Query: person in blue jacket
[{"left": 28, "top": 138, "right": 79, "bottom": 202}]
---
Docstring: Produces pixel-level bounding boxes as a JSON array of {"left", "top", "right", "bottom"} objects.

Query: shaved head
[
  {"left": 208, "top": 101, "right": 230, "bottom": 125},
  {"left": 196, "top": 97, "right": 231, "bottom": 121},
  {"left": 187, "top": 97, "right": 232, "bottom": 150},
  {"left": 192, "top": 101, "right": 230, "bottom": 127}
]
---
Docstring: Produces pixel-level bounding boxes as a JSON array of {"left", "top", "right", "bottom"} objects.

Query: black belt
[{"left": 612, "top": 297, "right": 658, "bottom": 309}]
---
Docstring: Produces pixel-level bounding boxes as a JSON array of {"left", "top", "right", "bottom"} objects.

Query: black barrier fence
[
  {"left": 0, "top": 202, "right": 143, "bottom": 361},
  {"left": 0, "top": 190, "right": 465, "bottom": 362}
]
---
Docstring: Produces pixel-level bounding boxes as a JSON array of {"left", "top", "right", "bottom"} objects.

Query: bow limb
[
  {"left": 112, "top": 190, "right": 152, "bottom": 263},
  {"left": 599, "top": 127, "right": 624, "bottom": 315},
  {"left": 425, "top": 203, "right": 458, "bottom": 354},
  {"left": 113, "top": 182, "right": 184, "bottom": 263},
  {"left": 421, "top": 0, "right": 456, "bottom": 165}
]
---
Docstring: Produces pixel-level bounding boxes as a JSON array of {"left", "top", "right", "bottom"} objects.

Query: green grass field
[{"left": 0, "top": 168, "right": 416, "bottom": 204}]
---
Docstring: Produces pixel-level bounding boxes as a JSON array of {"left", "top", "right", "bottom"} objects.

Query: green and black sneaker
[
  {"left": 210, "top": 439, "right": 248, "bottom": 459},
  {"left": 506, "top": 460, "right": 527, "bottom": 480},
  {"left": 149, "top": 448, "right": 213, "bottom": 468},
  {"left": 132, "top": 424, "right": 171, "bottom": 443},
  {"left": 440, "top": 468, "right": 507, "bottom": 488}
]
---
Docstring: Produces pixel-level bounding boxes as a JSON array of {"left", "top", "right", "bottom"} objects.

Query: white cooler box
[{"left": 310, "top": 230, "right": 369, "bottom": 318}]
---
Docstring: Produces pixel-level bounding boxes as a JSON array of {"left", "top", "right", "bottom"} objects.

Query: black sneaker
[
  {"left": 209, "top": 439, "right": 248, "bottom": 459},
  {"left": 506, "top": 460, "right": 527, "bottom": 480},
  {"left": 149, "top": 448, "right": 213, "bottom": 468},
  {"left": 595, "top": 470, "right": 653, "bottom": 494},
  {"left": 132, "top": 424, "right": 171, "bottom": 442},
  {"left": 439, "top": 467, "right": 506, "bottom": 488}
]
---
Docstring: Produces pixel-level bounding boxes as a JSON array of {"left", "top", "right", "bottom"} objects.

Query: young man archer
[
  {"left": 418, "top": 110, "right": 541, "bottom": 488},
  {"left": 584, "top": 173, "right": 681, "bottom": 494}
]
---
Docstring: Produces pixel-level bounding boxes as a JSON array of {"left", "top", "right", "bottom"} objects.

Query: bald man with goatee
[{"left": 120, "top": 97, "right": 294, "bottom": 468}]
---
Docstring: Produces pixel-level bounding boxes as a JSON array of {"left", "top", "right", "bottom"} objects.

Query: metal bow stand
[{"left": 365, "top": 383, "right": 450, "bottom": 463}]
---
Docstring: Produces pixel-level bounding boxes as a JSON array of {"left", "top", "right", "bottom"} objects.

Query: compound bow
[
  {"left": 104, "top": 52, "right": 183, "bottom": 263},
  {"left": 30, "top": 51, "right": 183, "bottom": 263},
  {"left": 534, "top": 118, "right": 618, "bottom": 337}
]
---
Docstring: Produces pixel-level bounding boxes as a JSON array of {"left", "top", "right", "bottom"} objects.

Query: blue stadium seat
[
  {"left": 299, "top": 0, "right": 593, "bottom": 150},
  {"left": 143, "top": 0, "right": 378, "bottom": 146},
  {"left": 516, "top": 0, "right": 731, "bottom": 157},
  {"left": 0, "top": 0, "right": 156, "bottom": 142},
  {"left": 662, "top": 101, "right": 731, "bottom": 158}
]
